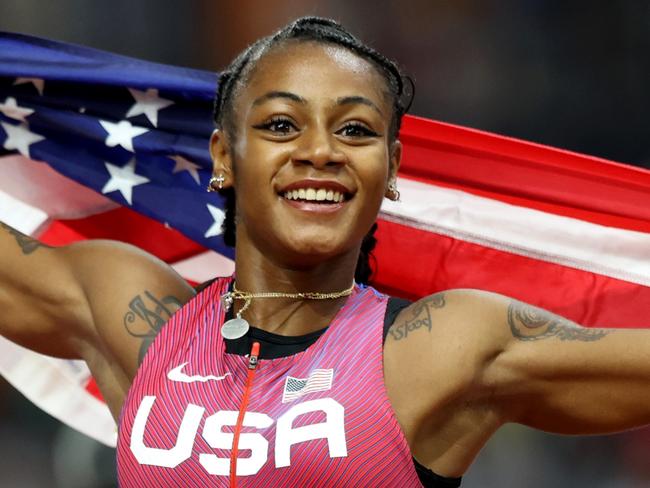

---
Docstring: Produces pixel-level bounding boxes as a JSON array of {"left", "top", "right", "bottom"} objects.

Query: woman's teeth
[{"left": 283, "top": 188, "right": 345, "bottom": 203}]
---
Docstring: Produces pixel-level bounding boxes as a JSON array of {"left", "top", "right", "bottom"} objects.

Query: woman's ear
[
  {"left": 385, "top": 140, "right": 402, "bottom": 201},
  {"left": 209, "top": 129, "right": 234, "bottom": 189}
]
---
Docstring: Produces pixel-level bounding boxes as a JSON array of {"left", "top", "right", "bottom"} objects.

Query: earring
[
  {"left": 387, "top": 180, "right": 400, "bottom": 201},
  {"left": 207, "top": 173, "right": 225, "bottom": 192}
]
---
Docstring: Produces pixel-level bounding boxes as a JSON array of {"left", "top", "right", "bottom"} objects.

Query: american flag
[
  {"left": 282, "top": 369, "right": 334, "bottom": 403},
  {"left": 1, "top": 32, "right": 650, "bottom": 447},
  {"left": 0, "top": 31, "right": 232, "bottom": 258}
]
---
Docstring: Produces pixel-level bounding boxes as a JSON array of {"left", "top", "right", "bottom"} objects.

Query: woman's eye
[
  {"left": 337, "top": 123, "right": 379, "bottom": 138},
  {"left": 256, "top": 118, "right": 297, "bottom": 134}
]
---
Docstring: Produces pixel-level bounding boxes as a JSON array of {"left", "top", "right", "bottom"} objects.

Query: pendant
[{"left": 221, "top": 317, "right": 250, "bottom": 340}]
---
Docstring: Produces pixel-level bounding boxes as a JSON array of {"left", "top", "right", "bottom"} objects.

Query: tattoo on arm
[
  {"left": 388, "top": 292, "right": 445, "bottom": 342},
  {"left": 0, "top": 222, "right": 50, "bottom": 255},
  {"left": 122, "top": 290, "right": 183, "bottom": 364},
  {"left": 507, "top": 301, "right": 608, "bottom": 342}
]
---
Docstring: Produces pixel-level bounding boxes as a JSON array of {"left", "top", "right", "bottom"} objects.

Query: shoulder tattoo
[
  {"left": 388, "top": 292, "right": 446, "bottom": 342},
  {"left": 1, "top": 222, "right": 50, "bottom": 255},
  {"left": 507, "top": 301, "right": 608, "bottom": 342},
  {"left": 123, "top": 290, "right": 183, "bottom": 364}
]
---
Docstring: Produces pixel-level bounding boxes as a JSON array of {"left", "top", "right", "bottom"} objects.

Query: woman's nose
[{"left": 291, "top": 128, "right": 347, "bottom": 169}]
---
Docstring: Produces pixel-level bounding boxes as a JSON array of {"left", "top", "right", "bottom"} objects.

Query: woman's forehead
[{"left": 240, "top": 42, "right": 389, "bottom": 106}]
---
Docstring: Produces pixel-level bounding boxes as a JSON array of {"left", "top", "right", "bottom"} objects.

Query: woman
[{"left": 1, "top": 17, "right": 649, "bottom": 488}]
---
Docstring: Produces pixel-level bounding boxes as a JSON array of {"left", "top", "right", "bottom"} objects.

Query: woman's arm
[
  {"left": 386, "top": 289, "right": 649, "bottom": 476},
  {"left": 0, "top": 221, "right": 195, "bottom": 364},
  {"left": 470, "top": 291, "right": 650, "bottom": 434},
  {"left": 0, "top": 221, "right": 88, "bottom": 358}
]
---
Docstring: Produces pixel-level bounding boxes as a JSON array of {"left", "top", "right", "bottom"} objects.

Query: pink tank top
[{"left": 117, "top": 277, "right": 422, "bottom": 487}]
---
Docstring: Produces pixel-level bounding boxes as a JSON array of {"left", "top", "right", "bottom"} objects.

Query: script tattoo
[
  {"left": 0, "top": 222, "right": 49, "bottom": 255},
  {"left": 123, "top": 290, "right": 183, "bottom": 364},
  {"left": 388, "top": 292, "right": 446, "bottom": 342},
  {"left": 507, "top": 301, "right": 608, "bottom": 342}
]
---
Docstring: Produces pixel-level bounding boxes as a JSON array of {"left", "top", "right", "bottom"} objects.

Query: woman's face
[{"left": 212, "top": 41, "right": 401, "bottom": 267}]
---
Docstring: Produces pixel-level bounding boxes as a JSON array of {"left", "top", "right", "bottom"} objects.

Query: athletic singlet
[
  {"left": 117, "top": 277, "right": 462, "bottom": 487},
  {"left": 222, "top": 294, "right": 462, "bottom": 488},
  {"left": 223, "top": 296, "right": 462, "bottom": 488}
]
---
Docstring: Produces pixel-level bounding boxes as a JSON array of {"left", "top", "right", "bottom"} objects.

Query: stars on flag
[
  {"left": 1, "top": 67, "right": 227, "bottom": 252},
  {"left": 101, "top": 159, "right": 150, "bottom": 205},
  {"left": 99, "top": 119, "right": 149, "bottom": 152},
  {"left": 1, "top": 121, "right": 44, "bottom": 157},
  {"left": 126, "top": 88, "right": 173, "bottom": 128},
  {"left": 171, "top": 155, "right": 202, "bottom": 185},
  {"left": 204, "top": 204, "right": 225, "bottom": 238},
  {"left": 0, "top": 97, "right": 34, "bottom": 122},
  {"left": 13, "top": 77, "right": 44, "bottom": 95}
]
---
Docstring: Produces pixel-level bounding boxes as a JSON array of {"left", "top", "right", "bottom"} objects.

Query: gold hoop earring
[{"left": 207, "top": 174, "right": 225, "bottom": 192}]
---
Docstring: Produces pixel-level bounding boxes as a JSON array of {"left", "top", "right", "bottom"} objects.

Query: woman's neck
[{"left": 231, "top": 238, "right": 360, "bottom": 336}]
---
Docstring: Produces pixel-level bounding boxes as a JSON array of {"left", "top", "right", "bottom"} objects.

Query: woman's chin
[{"left": 276, "top": 234, "right": 356, "bottom": 265}]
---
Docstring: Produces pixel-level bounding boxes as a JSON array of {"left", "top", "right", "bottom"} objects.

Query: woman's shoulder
[
  {"left": 385, "top": 288, "right": 506, "bottom": 341},
  {"left": 383, "top": 289, "right": 509, "bottom": 478},
  {"left": 384, "top": 288, "right": 513, "bottom": 393}
]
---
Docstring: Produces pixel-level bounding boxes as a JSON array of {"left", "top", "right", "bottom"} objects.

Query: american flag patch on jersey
[{"left": 282, "top": 369, "right": 334, "bottom": 403}]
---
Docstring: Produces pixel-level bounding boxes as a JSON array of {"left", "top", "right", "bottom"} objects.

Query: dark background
[
  {"left": 1, "top": 0, "right": 648, "bottom": 168},
  {"left": 1, "top": 1, "right": 649, "bottom": 487}
]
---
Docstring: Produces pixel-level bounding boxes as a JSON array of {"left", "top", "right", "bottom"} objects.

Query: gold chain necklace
[{"left": 220, "top": 282, "right": 356, "bottom": 339}]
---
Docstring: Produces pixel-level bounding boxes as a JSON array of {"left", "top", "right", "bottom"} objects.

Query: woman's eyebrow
[
  {"left": 336, "top": 96, "right": 383, "bottom": 116},
  {"left": 252, "top": 91, "right": 306, "bottom": 106}
]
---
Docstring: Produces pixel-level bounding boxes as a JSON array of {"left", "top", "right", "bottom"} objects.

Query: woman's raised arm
[
  {"left": 403, "top": 288, "right": 650, "bottom": 435},
  {"left": 0, "top": 221, "right": 195, "bottom": 367},
  {"left": 0, "top": 221, "right": 90, "bottom": 358},
  {"left": 480, "top": 293, "right": 650, "bottom": 434},
  {"left": 385, "top": 289, "right": 650, "bottom": 476}
]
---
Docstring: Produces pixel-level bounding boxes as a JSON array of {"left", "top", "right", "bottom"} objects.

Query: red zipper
[{"left": 230, "top": 341, "right": 260, "bottom": 488}]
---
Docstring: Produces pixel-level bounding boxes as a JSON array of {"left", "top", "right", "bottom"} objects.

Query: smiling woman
[
  {"left": 211, "top": 43, "right": 398, "bottom": 275},
  {"left": 210, "top": 18, "right": 409, "bottom": 284},
  {"left": 1, "top": 15, "right": 650, "bottom": 488}
]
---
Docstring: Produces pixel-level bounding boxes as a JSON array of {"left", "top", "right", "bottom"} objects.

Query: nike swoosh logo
[{"left": 167, "top": 362, "right": 232, "bottom": 383}]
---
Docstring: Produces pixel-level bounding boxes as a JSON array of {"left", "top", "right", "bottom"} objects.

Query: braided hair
[{"left": 213, "top": 16, "right": 413, "bottom": 284}]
